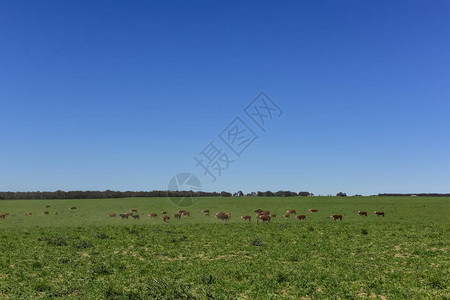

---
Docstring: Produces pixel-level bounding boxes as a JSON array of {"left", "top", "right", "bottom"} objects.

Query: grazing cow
[
  {"left": 283, "top": 214, "right": 291, "bottom": 219},
  {"left": 241, "top": 215, "right": 251, "bottom": 221},
  {"left": 271, "top": 214, "right": 277, "bottom": 218},
  {"left": 217, "top": 214, "right": 230, "bottom": 221},
  {"left": 296, "top": 215, "right": 306, "bottom": 220},
  {"left": 201, "top": 209, "right": 209, "bottom": 214},
  {"left": 358, "top": 211, "right": 368, "bottom": 216},
  {"left": 69, "top": 206, "right": 77, "bottom": 210},
  {"left": 173, "top": 213, "right": 182, "bottom": 219},
  {"left": 309, "top": 209, "right": 318, "bottom": 213},
  {"left": 148, "top": 213, "right": 157, "bottom": 218},
  {"left": 216, "top": 212, "right": 225, "bottom": 218},
  {"left": 330, "top": 214, "right": 343, "bottom": 221},
  {"left": 257, "top": 215, "right": 271, "bottom": 222},
  {"left": 374, "top": 211, "right": 385, "bottom": 217},
  {"left": 162, "top": 211, "right": 167, "bottom": 215},
  {"left": 45, "top": 205, "right": 50, "bottom": 208},
  {"left": 54, "top": 212, "right": 58, "bottom": 215},
  {"left": 0, "top": 214, "right": 5, "bottom": 219},
  {"left": 178, "top": 210, "right": 186, "bottom": 214},
  {"left": 254, "top": 209, "right": 263, "bottom": 213},
  {"left": 260, "top": 210, "right": 270, "bottom": 215},
  {"left": 286, "top": 209, "right": 296, "bottom": 214},
  {"left": 162, "top": 216, "right": 170, "bottom": 222},
  {"left": 182, "top": 211, "right": 190, "bottom": 217},
  {"left": 130, "top": 209, "right": 137, "bottom": 213},
  {"left": 132, "top": 214, "right": 140, "bottom": 219},
  {"left": 109, "top": 213, "right": 116, "bottom": 218},
  {"left": 5, "top": 213, "right": 9, "bottom": 215},
  {"left": 119, "top": 213, "right": 129, "bottom": 219},
  {"left": 25, "top": 212, "right": 32, "bottom": 216},
  {"left": 224, "top": 212, "right": 231, "bottom": 219},
  {"left": 44, "top": 211, "right": 49, "bottom": 215}
]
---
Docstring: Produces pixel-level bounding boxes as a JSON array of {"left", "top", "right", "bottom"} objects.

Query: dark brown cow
[
  {"left": 201, "top": 209, "right": 209, "bottom": 214},
  {"left": 257, "top": 215, "right": 271, "bottom": 222},
  {"left": 54, "top": 212, "right": 58, "bottom": 215},
  {"left": 216, "top": 212, "right": 225, "bottom": 218},
  {"left": 309, "top": 209, "right": 318, "bottom": 213},
  {"left": 132, "top": 214, "right": 140, "bottom": 219},
  {"left": 271, "top": 214, "right": 277, "bottom": 218},
  {"left": 374, "top": 211, "right": 385, "bottom": 217},
  {"left": 148, "top": 213, "right": 157, "bottom": 218},
  {"left": 296, "top": 215, "right": 306, "bottom": 220},
  {"left": 330, "top": 214, "right": 343, "bottom": 221},
  {"left": 260, "top": 210, "right": 270, "bottom": 215},
  {"left": 162, "top": 211, "right": 167, "bottom": 215},
  {"left": 69, "top": 206, "right": 77, "bottom": 210},
  {"left": 45, "top": 205, "right": 50, "bottom": 208},
  {"left": 0, "top": 214, "right": 5, "bottom": 219},
  {"left": 109, "top": 213, "right": 116, "bottom": 218},
  {"left": 162, "top": 216, "right": 170, "bottom": 222},
  {"left": 241, "top": 215, "right": 251, "bottom": 221},
  {"left": 178, "top": 210, "right": 186, "bottom": 214},
  {"left": 217, "top": 214, "right": 230, "bottom": 221},
  {"left": 25, "top": 212, "right": 32, "bottom": 216},
  {"left": 130, "top": 209, "right": 137, "bottom": 213},
  {"left": 5, "top": 213, "right": 9, "bottom": 216},
  {"left": 44, "top": 211, "right": 49, "bottom": 215},
  {"left": 283, "top": 214, "right": 291, "bottom": 219},
  {"left": 254, "top": 209, "right": 263, "bottom": 213},
  {"left": 182, "top": 211, "right": 190, "bottom": 217},
  {"left": 119, "top": 213, "right": 129, "bottom": 219},
  {"left": 358, "top": 211, "right": 367, "bottom": 216},
  {"left": 173, "top": 213, "right": 182, "bottom": 219},
  {"left": 286, "top": 209, "right": 296, "bottom": 214}
]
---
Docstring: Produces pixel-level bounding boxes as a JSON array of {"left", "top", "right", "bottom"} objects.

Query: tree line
[
  {"left": 378, "top": 193, "right": 450, "bottom": 197},
  {"left": 0, "top": 190, "right": 313, "bottom": 200}
]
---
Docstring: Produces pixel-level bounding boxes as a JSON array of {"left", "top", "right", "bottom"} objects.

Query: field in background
[{"left": 0, "top": 196, "right": 448, "bottom": 299}]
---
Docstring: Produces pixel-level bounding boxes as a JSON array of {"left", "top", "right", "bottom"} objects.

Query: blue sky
[{"left": 1, "top": 1, "right": 449, "bottom": 195}]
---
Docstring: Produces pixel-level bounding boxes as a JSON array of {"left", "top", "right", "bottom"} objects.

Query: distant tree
[
  {"left": 298, "top": 191, "right": 311, "bottom": 197},
  {"left": 221, "top": 191, "right": 232, "bottom": 197},
  {"left": 336, "top": 192, "right": 347, "bottom": 197}
]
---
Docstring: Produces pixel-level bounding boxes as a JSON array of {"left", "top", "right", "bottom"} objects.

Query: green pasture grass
[{"left": 0, "top": 196, "right": 448, "bottom": 299}]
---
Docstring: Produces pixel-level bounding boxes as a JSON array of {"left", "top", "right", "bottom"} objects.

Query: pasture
[{"left": 0, "top": 196, "right": 448, "bottom": 299}]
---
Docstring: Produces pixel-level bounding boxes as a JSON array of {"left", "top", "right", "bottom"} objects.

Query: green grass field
[{"left": 0, "top": 196, "right": 448, "bottom": 299}]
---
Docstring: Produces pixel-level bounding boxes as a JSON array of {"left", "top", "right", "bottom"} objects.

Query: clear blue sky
[{"left": 1, "top": 1, "right": 449, "bottom": 195}]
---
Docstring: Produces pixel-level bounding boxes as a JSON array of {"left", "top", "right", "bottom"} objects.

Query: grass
[{"left": 0, "top": 196, "right": 448, "bottom": 299}]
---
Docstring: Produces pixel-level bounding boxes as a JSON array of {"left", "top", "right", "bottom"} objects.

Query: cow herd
[{"left": 0, "top": 205, "right": 385, "bottom": 223}]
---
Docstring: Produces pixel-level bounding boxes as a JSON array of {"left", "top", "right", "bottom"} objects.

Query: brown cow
[
  {"left": 201, "top": 209, "right": 209, "bottom": 214},
  {"left": 271, "top": 214, "right": 277, "bottom": 218},
  {"left": 173, "top": 213, "right": 182, "bottom": 219},
  {"left": 0, "top": 214, "right": 5, "bottom": 219},
  {"left": 5, "top": 213, "right": 9, "bottom": 215},
  {"left": 261, "top": 210, "right": 270, "bottom": 215},
  {"left": 44, "top": 211, "right": 49, "bottom": 215},
  {"left": 119, "top": 213, "right": 129, "bottom": 219},
  {"left": 69, "top": 206, "right": 77, "bottom": 210},
  {"left": 148, "top": 213, "right": 157, "bottom": 218},
  {"left": 241, "top": 215, "right": 251, "bottom": 221},
  {"left": 45, "top": 205, "right": 50, "bottom": 208},
  {"left": 182, "top": 211, "right": 190, "bottom": 217},
  {"left": 130, "top": 209, "right": 137, "bottom": 213},
  {"left": 286, "top": 209, "right": 296, "bottom": 214},
  {"left": 224, "top": 212, "right": 231, "bottom": 219},
  {"left": 162, "top": 216, "right": 170, "bottom": 222},
  {"left": 374, "top": 211, "right": 385, "bottom": 217},
  {"left": 25, "top": 212, "right": 32, "bottom": 216},
  {"left": 178, "top": 210, "right": 186, "bottom": 214},
  {"left": 217, "top": 214, "right": 230, "bottom": 221},
  {"left": 296, "top": 215, "right": 306, "bottom": 220},
  {"left": 132, "top": 214, "right": 140, "bottom": 219},
  {"left": 330, "top": 214, "right": 343, "bottom": 221},
  {"left": 257, "top": 215, "right": 271, "bottom": 222},
  {"left": 54, "top": 212, "right": 58, "bottom": 215},
  {"left": 254, "top": 209, "right": 263, "bottom": 213},
  {"left": 216, "top": 212, "right": 225, "bottom": 218},
  {"left": 109, "top": 213, "right": 116, "bottom": 218},
  {"left": 283, "top": 214, "right": 291, "bottom": 219},
  {"left": 309, "top": 209, "right": 318, "bottom": 213},
  {"left": 358, "top": 211, "right": 367, "bottom": 216},
  {"left": 162, "top": 211, "right": 167, "bottom": 215}
]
